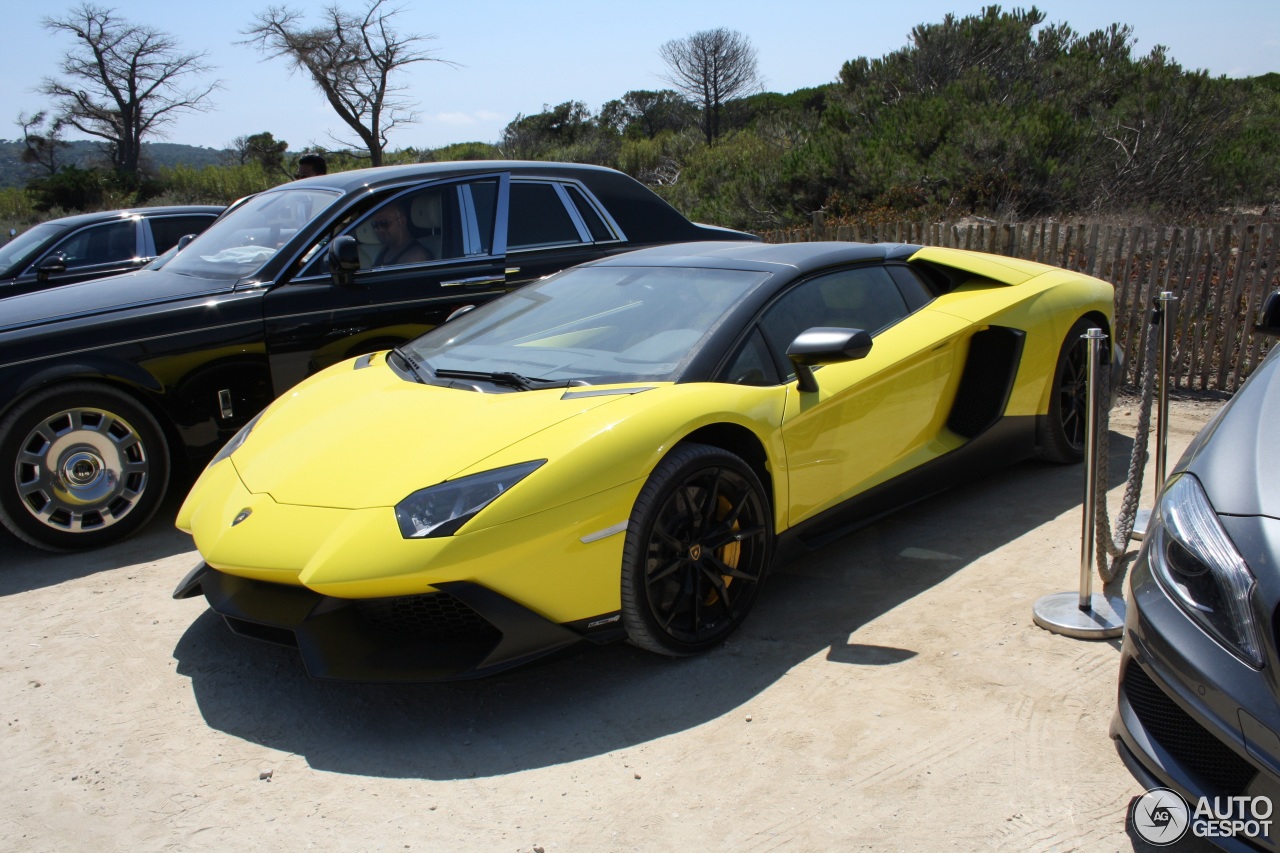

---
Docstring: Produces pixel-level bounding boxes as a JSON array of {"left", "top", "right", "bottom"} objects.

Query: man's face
[{"left": 372, "top": 208, "right": 407, "bottom": 242}]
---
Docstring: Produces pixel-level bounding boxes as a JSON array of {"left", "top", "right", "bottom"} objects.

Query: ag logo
[{"left": 1131, "top": 787, "right": 1190, "bottom": 845}]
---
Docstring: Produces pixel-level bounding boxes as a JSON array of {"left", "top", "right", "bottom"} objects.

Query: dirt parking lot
[{"left": 0, "top": 395, "right": 1230, "bottom": 852}]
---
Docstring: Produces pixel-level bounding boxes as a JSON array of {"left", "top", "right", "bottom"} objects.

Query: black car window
[
  {"left": 47, "top": 221, "right": 137, "bottom": 269},
  {"left": 760, "top": 266, "right": 910, "bottom": 370},
  {"left": 507, "top": 182, "right": 584, "bottom": 249},
  {"left": 887, "top": 264, "right": 935, "bottom": 312},
  {"left": 352, "top": 193, "right": 436, "bottom": 269},
  {"left": 342, "top": 179, "right": 499, "bottom": 272},
  {"left": 721, "top": 327, "right": 781, "bottom": 386},
  {"left": 1, "top": 223, "right": 66, "bottom": 277},
  {"left": 148, "top": 215, "right": 216, "bottom": 254},
  {"left": 564, "top": 185, "right": 615, "bottom": 242}
]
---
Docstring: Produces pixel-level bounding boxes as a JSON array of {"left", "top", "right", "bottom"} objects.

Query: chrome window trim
[
  {"left": 458, "top": 183, "right": 483, "bottom": 255},
  {"left": 551, "top": 182, "right": 593, "bottom": 244},
  {"left": 561, "top": 180, "right": 627, "bottom": 244}
]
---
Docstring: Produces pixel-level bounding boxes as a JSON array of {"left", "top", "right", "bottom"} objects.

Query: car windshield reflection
[
  {"left": 164, "top": 188, "right": 339, "bottom": 281},
  {"left": 408, "top": 266, "right": 772, "bottom": 385}
]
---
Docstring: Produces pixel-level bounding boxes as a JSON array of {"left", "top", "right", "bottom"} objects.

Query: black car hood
[
  {"left": 1179, "top": 346, "right": 1280, "bottom": 519},
  {"left": 0, "top": 268, "right": 230, "bottom": 333}
]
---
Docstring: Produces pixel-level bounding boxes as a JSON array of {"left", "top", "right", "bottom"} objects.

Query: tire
[
  {"left": 620, "top": 443, "right": 772, "bottom": 656},
  {"left": 1037, "top": 318, "right": 1102, "bottom": 464},
  {"left": 0, "top": 383, "right": 171, "bottom": 551}
]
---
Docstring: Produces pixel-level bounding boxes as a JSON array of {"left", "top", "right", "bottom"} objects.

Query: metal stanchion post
[
  {"left": 1132, "top": 292, "right": 1177, "bottom": 541},
  {"left": 1033, "top": 328, "right": 1126, "bottom": 639}
]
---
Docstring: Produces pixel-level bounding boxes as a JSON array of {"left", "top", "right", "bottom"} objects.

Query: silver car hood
[{"left": 1178, "top": 346, "right": 1280, "bottom": 520}]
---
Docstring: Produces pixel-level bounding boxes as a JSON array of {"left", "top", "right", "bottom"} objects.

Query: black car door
[
  {"left": 261, "top": 173, "right": 512, "bottom": 394},
  {"left": 11, "top": 218, "right": 146, "bottom": 295}
]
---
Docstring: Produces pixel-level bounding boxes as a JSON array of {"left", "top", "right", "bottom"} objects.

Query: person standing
[{"left": 294, "top": 153, "right": 327, "bottom": 179}]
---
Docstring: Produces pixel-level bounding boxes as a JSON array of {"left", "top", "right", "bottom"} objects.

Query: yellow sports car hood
[{"left": 231, "top": 358, "right": 626, "bottom": 508}]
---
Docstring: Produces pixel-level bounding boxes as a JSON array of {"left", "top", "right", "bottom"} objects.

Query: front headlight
[
  {"left": 394, "top": 460, "right": 545, "bottom": 539},
  {"left": 207, "top": 408, "right": 266, "bottom": 468},
  {"left": 1149, "top": 473, "right": 1264, "bottom": 667}
]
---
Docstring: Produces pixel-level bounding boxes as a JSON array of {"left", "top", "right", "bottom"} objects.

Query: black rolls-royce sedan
[
  {"left": 0, "top": 205, "right": 223, "bottom": 297},
  {"left": 0, "top": 161, "right": 756, "bottom": 551}
]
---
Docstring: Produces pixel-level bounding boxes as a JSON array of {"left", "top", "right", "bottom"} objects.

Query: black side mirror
[
  {"left": 36, "top": 252, "right": 68, "bottom": 282},
  {"left": 1255, "top": 291, "right": 1280, "bottom": 339},
  {"left": 176, "top": 234, "right": 195, "bottom": 252},
  {"left": 328, "top": 235, "right": 362, "bottom": 288},
  {"left": 786, "top": 327, "right": 874, "bottom": 393}
]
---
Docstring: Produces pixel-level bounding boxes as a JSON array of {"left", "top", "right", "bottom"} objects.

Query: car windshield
[
  {"left": 406, "top": 265, "right": 772, "bottom": 385},
  {"left": 0, "top": 222, "right": 67, "bottom": 278},
  {"left": 163, "top": 188, "right": 339, "bottom": 281}
]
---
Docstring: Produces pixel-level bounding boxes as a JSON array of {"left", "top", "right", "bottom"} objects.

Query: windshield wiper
[
  {"left": 431, "top": 368, "right": 586, "bottom": 391},
  {"left": 390, "top": 346, "right": 426, "bottom": 383}
]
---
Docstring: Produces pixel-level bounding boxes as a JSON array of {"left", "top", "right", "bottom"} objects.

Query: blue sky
[{"left": 2, "top": 0, "right": 1277, "bottom": 154}]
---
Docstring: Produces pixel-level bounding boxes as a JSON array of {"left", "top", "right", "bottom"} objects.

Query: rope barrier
[{"left": 1089, "top": 299, "right": 1166, "bottom": 589}]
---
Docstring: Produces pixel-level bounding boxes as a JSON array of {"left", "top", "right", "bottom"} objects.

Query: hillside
[{"left": 0, "top": 140, "right": 229, "bottom": 188}]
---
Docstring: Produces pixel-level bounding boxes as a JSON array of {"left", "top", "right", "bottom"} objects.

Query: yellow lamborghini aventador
[{"left": 174, "top": 240, "right": 1120, "bottom": 681}]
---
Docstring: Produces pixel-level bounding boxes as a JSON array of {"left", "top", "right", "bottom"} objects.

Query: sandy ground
[{"left": 0, "top": 393, "right": 1232, "bottom": 853}]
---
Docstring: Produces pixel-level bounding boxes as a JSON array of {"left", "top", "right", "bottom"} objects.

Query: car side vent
[{"left": 946, "top": 326, "right": 1024, "bottom": 439}]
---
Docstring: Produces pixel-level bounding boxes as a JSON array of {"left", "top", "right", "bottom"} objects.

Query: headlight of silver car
[
  {"left": 1149, "top": 473, "right": 1264, "bottom": 667},
  {"left": 394, "top": 460, "right": 546, "bottom": 539}
]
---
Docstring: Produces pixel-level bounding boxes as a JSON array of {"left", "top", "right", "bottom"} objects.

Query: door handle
[{"left": 442, "top": 274, "right": 506, "bottom": 287}]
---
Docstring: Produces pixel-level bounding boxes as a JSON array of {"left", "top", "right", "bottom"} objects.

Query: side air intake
[{"left": 946, "top": 326, "right": 1024, "bottom": 439}]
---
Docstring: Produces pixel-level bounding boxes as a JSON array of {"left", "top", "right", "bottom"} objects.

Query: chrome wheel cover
[{"left": 13, "top": 406, "right": 150, "bottom": 532}]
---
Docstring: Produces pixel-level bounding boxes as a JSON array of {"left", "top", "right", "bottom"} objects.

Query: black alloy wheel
[
  {"left": 1038, "top": 317, "right": 1101, "bottom": 463},
  {"left": 620, "top": 443, "right": 772, "bottom": 656}
]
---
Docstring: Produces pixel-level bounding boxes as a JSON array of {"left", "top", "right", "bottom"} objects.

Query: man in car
[{"left": 371, "top": 200, "right": 430, "bottom": 267}]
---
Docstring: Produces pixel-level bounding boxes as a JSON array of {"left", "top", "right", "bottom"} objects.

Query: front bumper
[
  {"left": 1111, "top": 551, "right": 1280, "bottom": 852},
  {"left": 174, "top": 562, "right": 624, "bottom": 682}
]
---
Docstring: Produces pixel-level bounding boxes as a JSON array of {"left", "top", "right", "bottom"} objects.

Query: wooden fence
[{"left": 759, "top": 218, "right": 1279, "bottom": 395}]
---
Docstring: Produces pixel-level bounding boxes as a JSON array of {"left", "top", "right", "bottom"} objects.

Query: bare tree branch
[
  {"left": 16, "top": 112, "right": 69, "bottom": 176},
  {"left": 659, "top": 28, "right": 760, "bottom": 144},
  {"left": 242, "top": 0, "right": 454, "bottom": 166},
  {"left": 40, "top": 3, "right": 220, "bottom": 177}
]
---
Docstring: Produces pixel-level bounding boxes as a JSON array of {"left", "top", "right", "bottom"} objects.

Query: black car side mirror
[
  {"left": 328, "top": 235, "right": 362, "bottom": 288},
  {"left": 786, "top": 327, "right": 873, "bottom": 393},
  {"left": 36, "top": 253, "right": 68, "bottom": 282},
  {"left": 176, "top": 234, "right": 195, "bottom": 252},
  {"left": 1255, "top": 291, "right": 1280, "bottom": 339}
]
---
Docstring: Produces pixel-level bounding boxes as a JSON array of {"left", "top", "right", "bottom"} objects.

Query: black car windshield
[
  {"left": 406, "top": 265, "right": 772, "bottom": 385},
  {"left": 0, "top": 222, "right": 67, "bottom": 278},
  {"left": 163, "top": 188, "right": 339, "bottom": 281}
]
